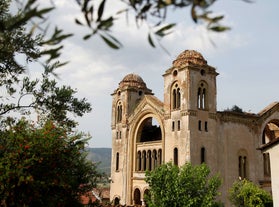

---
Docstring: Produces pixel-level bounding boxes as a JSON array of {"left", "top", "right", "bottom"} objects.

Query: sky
[{"left": 42, "top": 0, "right": 279, "bottom": 148}]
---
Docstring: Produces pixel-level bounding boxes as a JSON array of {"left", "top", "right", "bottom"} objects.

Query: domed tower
[
  {"left": 110, "top": 74, "right": 153, "bottom": 205},
  {"left": 163, "top": 50, "right": 219, "bottom": 171}
]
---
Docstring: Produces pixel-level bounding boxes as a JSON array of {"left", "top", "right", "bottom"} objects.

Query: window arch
[
  {"left": 116, "top": 102, "right": 122, "bottom": 123},
  {"left": 134, "top": 188, "right": 141, "bottom": 205},
  {"left": 172, "top": 83, "right": 181, "bottom": 110},
  {"left": 238, "top": 149, "right": 248, "bottom": 179},
  {"left": 197, "top": 82, "right": 208, "bottom": 110}
]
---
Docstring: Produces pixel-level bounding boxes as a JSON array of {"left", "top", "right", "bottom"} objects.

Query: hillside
[{"left": 86, "top": 148, "right": 111, "bottom": 176}]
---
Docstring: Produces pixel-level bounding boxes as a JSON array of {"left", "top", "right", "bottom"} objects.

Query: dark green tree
[
  {"left": 145, "top": 162, "right": 222, "bottom": 207},
  {"left": 0, "top": 1, "right": 100, "bottom": 206},
  {"left": 229, "top": 179, "right": 273, "bottom": 207},
  {"left": 0, "top": 119, "right": 101, "bottom": 207}
]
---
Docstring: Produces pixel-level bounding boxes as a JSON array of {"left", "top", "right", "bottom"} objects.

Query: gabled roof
[{"left": 128, "top": 95, "right": 164, "bottom": 123}]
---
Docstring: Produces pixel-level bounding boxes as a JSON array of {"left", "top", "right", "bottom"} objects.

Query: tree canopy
[
  {"left": 0, "top": 1, "right": 101, "bottom": 206},
  {"left": 229, "top": 179, "right": 273, "bottom": 207},
  {"left": 0, "top": 119, "right": 101, "bottom": 207},
  {"left": 145, "top": 162, "right": 222, "bottom": 207}
]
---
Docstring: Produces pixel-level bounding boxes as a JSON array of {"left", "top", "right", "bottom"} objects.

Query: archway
[
  {"left": 137, "top": 117, "right": 162, "bottom": 143},
  {"left": 134, "top": 188, "right": 141, "bottom": 205}
]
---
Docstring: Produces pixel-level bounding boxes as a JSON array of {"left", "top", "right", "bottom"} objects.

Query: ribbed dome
[
  {"left": 173, "top": 50, "right": 207, "bottom": 67},
  {"left": 119, "top": 73, "right": 147, "bottom": 89}
]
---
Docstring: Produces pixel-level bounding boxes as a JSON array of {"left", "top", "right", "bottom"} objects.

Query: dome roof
[
  {"left": 119, "top": 73, "right": 147, "bottom": 89},
  {"left": 172, "top": 50, "right": 207, "bottom": 67}
]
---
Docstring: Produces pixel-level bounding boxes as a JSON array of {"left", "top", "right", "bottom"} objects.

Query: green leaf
[
  {"left": 155, "top": 23, "right": 176, "bottom": 37},
  {"left": 97, "top": 0, "right": 106, "bottom": 22},
  {"left": 100, "top": 34, "right": 120, "bottom": 49},
  {"left": 209, "top": 26, "right": 230, "bottom": 32},
  {"left": 148, "top": 33, "right": 155, "bottom": 48},
  {"left": 83, "top": 34, "right": 92, "bottom": 40},
  {"left": 75, "top": 18, "right": 83, "bottom": 25}
]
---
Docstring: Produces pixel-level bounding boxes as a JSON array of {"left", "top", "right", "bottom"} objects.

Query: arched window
[
  {"left": 114, "top": 197, "right": 120, "bottom": 205},
  {"left": 134, "top": 188, "right": 141, "bottom": 205},
  {"left": 142, "top": 150, "right": 147, "bottom": 171},
  {"left": 152, "top": 150, "right": 157, "bottom": 170},
  {"left": 238, "top": 156, "right": 247, "bottom": 179},
  {"left": 197, "top": 82, "right": 207, "bottom": 110},
  {"left": 201, "top": 147, "right": 206, "bottom": 163},
  {"left": 147, "top": 150, "right": 152, "bottom": 171},
  {"left": 116, "top": 152, "right": 119, "bottom": 171},
  {"left": 174, "top": 148, "right": 178, "bottom": 166},
  {"left": 116, "top": 102, "right": 122, "bottom": 122},
  {"left": 172, "top": 83, "right": 181, "bottom": 110},
  {"left": 137, "top": 151, "right": 142, "bottom": 171},
  {"left": 238, "top": 149, "right": 248, "bottom": 179}
]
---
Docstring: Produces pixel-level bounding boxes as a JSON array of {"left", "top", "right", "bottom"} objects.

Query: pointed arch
[
  {"left": 197, "top": 81, "right": 208, "bottom": 110},
  {"left": 171, "top": 82, "right": 181, "bottom": 110},
  {"left": 116, "top": 101, "right": 123, "bottom": 123}
]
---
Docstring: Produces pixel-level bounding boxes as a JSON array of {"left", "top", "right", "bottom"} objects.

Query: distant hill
[{"left": 86, "top": 148, "right": 111, "bottom": 176}]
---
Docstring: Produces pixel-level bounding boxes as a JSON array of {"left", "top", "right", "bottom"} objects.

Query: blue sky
[{"left": 46, "top": 0, "right": 279, "bottom": 148}]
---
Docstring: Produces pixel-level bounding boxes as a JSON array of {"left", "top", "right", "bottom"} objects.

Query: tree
[
  {"left": 229, "top": 179, "right": 273, "bottom": 207},
  {"left": 145, "top": 162, "right": 222, "bottom": 207},
  {"left": 0, "top": 0, "right": 91, "bottom": 129},
  {"left": 1, "top": 1, "right": 100, "bottom": 206},
  {"left": 0, "top": 119, "right": 101, "bottom": 207}
]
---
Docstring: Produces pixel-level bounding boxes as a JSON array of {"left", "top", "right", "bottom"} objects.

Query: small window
[
  {"left": 198, "top": 120, "right": 202, "bottom": 131},
  {"left": 116, "top": 131, "right": 118, "bottom": 139},
  {"left": 119, "top": 131, "right": 122, "bottom": 139},
  {"left": 205, "top": 121, "right": 208, "bottom": 132},
  {"left": 172, "top": 121, "right": 175, "bottom": 131},
  {"left": 177, "top": 120, "right": 180, "bottom": 131},
  {"left": 139, "top": 91, "right": 143, "bottom": 96}
]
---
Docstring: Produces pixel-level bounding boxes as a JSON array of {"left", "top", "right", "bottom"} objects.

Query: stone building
[{"left": 110, "top": 50, "right": 278, "bottom": 206}]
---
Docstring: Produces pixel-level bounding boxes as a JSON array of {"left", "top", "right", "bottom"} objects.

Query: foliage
[
  {"left": 225, "top": 105, "right": 244, "bottom": 113},
  {"left": 9, "top": 0, "right": 251, "bottom": 50},
  {"left": 229, "top": 179, "right": 273, "bottom": 207},
  {"left": 0, "top": 119, "right": 102, "bottom": 207},
  {"left": 145, "top": 162, "right": 222, "bottom": 207},
  {"left": 0, "top": 0, "right": 91, "bottom": 129}
]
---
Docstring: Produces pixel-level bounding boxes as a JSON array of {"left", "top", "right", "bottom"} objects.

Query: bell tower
[
  {"left": 162, "top": 50, "right": 219, "bottom": 170},
  {"left": 110, "top": 74, "right": 153, "bottom": 205}
]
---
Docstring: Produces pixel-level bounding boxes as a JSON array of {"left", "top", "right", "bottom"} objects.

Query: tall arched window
[
  {"left": 134, "top": 188, "right": 141, "bottom": 205},
  {"left": 116, "top": 102, "right": 122, "bottom": 122},
  {"left": 174, "top": 148, "right": 178, "bottom": 166},
  {"left": 197, "top": 82, "right": 207, "bottom": 110},
  {"left": 238, "top": 149, "right": 248, "bottom": 179},
  {"left": 116, "top": 152, "right": 119, "bottom": 171},
  {"left": 142, "top": 150, "right": 147, "bottom": 171},
  {"left": 172, "top": 83, "right": 181, "bottom": 110},
  {"left": 201, "top": 147, "right": 206, "bottom": 163},
  {"left": 137, "top": 151, "right": 142, "bottom": 171}
]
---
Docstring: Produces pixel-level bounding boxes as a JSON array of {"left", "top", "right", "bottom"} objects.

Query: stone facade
[{"left": 110, "top": 50, "right": 278, "bottom": 206}]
